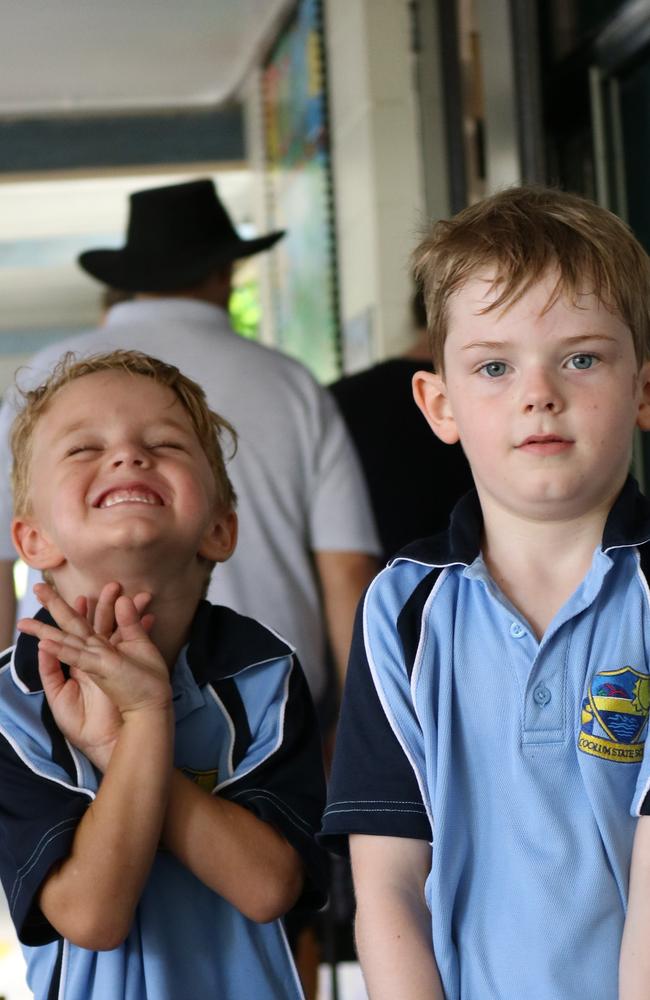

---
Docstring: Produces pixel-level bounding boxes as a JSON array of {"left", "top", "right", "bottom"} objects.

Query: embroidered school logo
[
  {"left": 181, "top": 767, "right": 219, "bottom": 793},
  {"left": 578, "top": 667, "right": 650, "bottom": 763}
]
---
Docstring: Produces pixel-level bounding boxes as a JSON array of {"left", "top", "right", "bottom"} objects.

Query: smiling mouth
[{"left": 95, "top": 487, "right": 163, "bottom": 509}]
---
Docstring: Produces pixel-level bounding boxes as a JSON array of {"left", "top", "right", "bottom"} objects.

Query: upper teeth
[{"left": 100, "top": 490, "right": 159, "bottom": 508}]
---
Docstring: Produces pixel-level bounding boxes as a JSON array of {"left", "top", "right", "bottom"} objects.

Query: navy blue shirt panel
[
  {"left": 320, "top": 600, "right": 431, "bottom": 855},
  {"left": 0, "top": 732, "right": 90, "bottom": 945}
]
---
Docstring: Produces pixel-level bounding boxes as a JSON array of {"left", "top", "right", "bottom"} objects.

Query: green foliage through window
[{"left": 229, "top": 280, "right": 261, "bottom": 339}]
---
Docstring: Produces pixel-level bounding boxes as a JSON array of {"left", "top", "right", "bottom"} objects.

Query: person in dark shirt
[{"left": 330, "top": 289, "right": 473, "bottom": 562}]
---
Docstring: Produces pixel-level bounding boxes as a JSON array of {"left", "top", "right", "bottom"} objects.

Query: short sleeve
[
  {"left": 218, "top": 655, "right": 328, "bottom": 909},
  {"left": 308, "top": 388, "right": 380, "bottom": 555},
  {"left": 0, "top": 731, "right": 91, "bottom": 944},
  {"left": 319, "top": 599, "right": 432, "bottom": 855}
]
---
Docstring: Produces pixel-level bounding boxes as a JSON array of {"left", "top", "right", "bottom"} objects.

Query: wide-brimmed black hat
[{"left": 78, "top": 178, "right": 285, "bottom": 293}]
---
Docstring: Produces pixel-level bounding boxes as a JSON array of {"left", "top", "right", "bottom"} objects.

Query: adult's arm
[
  {"left": 313, "top": 549, "right": 379, "bottom": 690},
  {"left": 351, "top": 834, "right": 444, "bottom": 1000}
]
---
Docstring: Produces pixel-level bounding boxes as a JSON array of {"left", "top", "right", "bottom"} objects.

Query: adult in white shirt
[{"left": 0, "top": 179, "right": 380, "bottom": 718}]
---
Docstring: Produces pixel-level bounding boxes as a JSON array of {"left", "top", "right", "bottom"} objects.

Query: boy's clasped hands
[{"left": 18, "top": 580, "right": 172, "bottom": 773}]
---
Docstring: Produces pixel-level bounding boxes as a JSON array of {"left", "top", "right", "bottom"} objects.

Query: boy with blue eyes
[
  {"left": 0, "top": 350, "right": 326, "bottom": 1000},
  {"left": 320, "top": 187, "right": 650, "bottom": 999}
]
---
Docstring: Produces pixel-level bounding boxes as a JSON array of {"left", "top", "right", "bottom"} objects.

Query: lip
[
  {"left": 91, "top": 480, "right": 166, "bottom": 509},
  {"left": 516, "top": 434, "right": 574, "bottom": 456}
]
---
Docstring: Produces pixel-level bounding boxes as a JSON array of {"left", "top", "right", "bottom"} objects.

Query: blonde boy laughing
[{"left": 0, "top": 351, "right": 325, "bottom": 1000}]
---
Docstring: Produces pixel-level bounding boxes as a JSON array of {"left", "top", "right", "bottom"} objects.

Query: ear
[
  {"left": 11, "top": 517, "right": 66, "bottom": 571},
  {"left": 199, "top": 509, "right": 238, "bottom": 564},
  {"left": 412, "top": 370, "right": 460, "bottom": 444},
  {"left": 637, "top": 361, "right": 650, "bottom": 431}
]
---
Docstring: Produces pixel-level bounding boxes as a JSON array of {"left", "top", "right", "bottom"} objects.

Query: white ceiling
[
  {"left": 0, "top": 2, "right": 293, "bottom": 392},
  {"left": 0, "top": 0, "right": 292, "bottom": 115}
]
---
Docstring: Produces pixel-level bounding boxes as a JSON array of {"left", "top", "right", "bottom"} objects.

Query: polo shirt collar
[
  {"left": 105, "top": 298, "right": 231, "bottom": 331},
  {"left": 12, "top": 600, "right": 293, "bottom": 695},
  {"left": 602, "top": 475, "right": 650, "bottom": 550},
  {"left": 391, "top": 489, "right": 484, "bottom": 568},
  {"left": 390, "top": 475, "right": 650, "bottom": 570}
]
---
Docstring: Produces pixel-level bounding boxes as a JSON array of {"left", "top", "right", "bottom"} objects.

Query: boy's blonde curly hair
[{"left": 413, "top": 185, "right": 650, "bottom": 373}]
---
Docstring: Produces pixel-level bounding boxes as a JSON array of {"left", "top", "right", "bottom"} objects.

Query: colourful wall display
[{"left": 263, "top": 0, "right": 340, "bottom": 382}]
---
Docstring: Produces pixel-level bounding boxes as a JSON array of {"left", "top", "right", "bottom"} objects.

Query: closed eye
[
  {"left": 65, "top": 444, "right": 100, "bottom": 457},
  {"left": 149, "top": 441, "right": 185, "bottom": 451}
]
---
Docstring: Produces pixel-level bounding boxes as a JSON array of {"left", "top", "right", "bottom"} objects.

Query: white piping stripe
[
  {"left": 230, "top": 789, "right": 312, "bottom": 836},
  {"left": 247, "top": 618, "right": 295, "bottom": 654},
  {"left": 10, "top": 819, "right": 78, "bottom": 911},
  {"left": 214, "top": 662, "right": 292, "bottom": 793},
  {"left": 0, "top": 721, "right": 95, "bottom": 800},
  {"left": 58, "top": 938, "right": 70, "bottom": 1000},
  {"left": 278, "top": 917, "right": 307, "bottom": 999},
  {"left": 324, "top": 805, "right": 428, "bottom": 816},
  {"left": 217, "top": 652, "right": 294, "bottom": 680},
  {"left": 9, "top": 645, "right": 30, "bottom": 695},
  {"left": 362, "top": 574, "right": 434, "bottom": 832},
  {"left": 391, "top": 555, "right": 469, "bottom": 570},
  {"left": 604, "top": 533, "right": 650, "bottom": 554},
  {"left": 410, "top": 567, "right": 450, "bottom": 706}
]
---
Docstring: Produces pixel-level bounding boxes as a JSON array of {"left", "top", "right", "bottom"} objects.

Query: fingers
[
  {"left": 132, "top": 591, "right": 152, "bottom": 616},
  {"left": 38, "top": 632, "right": 112, "bottom": 678},
  {"left": 32, "top": 583, "right": 93, "bottom": 640},
  {"left": 93, "top": 582, "right": 122, "bottom": 637},
  {"left": 37, "top": 646, "right": 67, "bottom": 704},
  {"left": 25, "top": 582, "right": 153, "bottom": 645},
  {"left": 113, "top": 595, "right": 151, "bottom": 643},
  {"left": 74, "top": 596, "right": 88, "bottom": 618}
]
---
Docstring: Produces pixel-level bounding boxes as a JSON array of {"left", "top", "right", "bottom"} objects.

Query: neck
[
  {"left": 52, "top": 561, "right": 207, "bottom": 668},
  {"left": 480, "top": 499, "right": 612, "bottom": 639}
]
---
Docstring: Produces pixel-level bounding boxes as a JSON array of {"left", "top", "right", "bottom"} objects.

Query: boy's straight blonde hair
[
  {"left": 413, "top": 186, "right": 650, "bottom": 373},
  {"left": 11, "top": 349, "right": 237, "bottom": 518}
]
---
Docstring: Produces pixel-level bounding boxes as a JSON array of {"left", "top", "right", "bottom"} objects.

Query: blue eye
[
  {"left": 568, "top": 354, "right": 596, "bottom": 370},
  {"left": 481, "top": 361, "right": 507, "bottom": 378}
]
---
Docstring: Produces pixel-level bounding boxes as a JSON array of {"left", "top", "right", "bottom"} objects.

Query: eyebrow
[
  {"left": 461, "top": 333, "right": 620, "bottom": 352},
  {"left": 56, "top": 416, "right": 192, "bottom": 439}
]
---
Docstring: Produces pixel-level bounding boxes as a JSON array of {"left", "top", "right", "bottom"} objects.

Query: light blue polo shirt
[
  {"left": 322, "top": 477, "right": 650, "bottom": 1000},
  {"left": 0, "top": 601, "right": 327, "bottom": 1000}
]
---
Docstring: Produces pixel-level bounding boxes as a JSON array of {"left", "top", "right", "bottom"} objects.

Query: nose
[
  {"left": 521, "top": 367, "right": 564, "bottom": 414},
  {"left": 108, "top": 442, "right": 151, "bottom": 469}
]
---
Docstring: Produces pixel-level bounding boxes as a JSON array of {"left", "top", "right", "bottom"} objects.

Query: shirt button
[
  {"left": 510, "top": 622, "right": 526, "bottom": 638},
  {"left": 533, "top": 684, "right": 551, "bottom": 707}
]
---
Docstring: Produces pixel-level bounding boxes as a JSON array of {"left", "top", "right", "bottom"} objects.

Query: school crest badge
[
  {"left": 181, "top": 767, "right": 219, "bottom": 793},
  {"left": 578, "top": 667, "right": 650, "bottom": 763}
]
